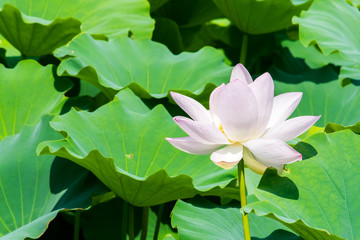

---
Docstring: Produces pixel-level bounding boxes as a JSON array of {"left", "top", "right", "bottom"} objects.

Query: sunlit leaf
[
  {"left": 0, "top": 117, "right": 105, "bottom": 240},
  {"left": 38, "top": 89, "right": 238, "bottom": 207},
  {"left": 243, "top": 130, "right": 360, "bottom": 240},
  {"left": 0, "top": 4, "right": 80, "bottom": 56},
  {"left": 0, "top": 0, "right": 154, "bottom": 40},
  {"left": 293, "top": 0, "right": 360, "bottom": 81},
  {"left": 55, "top": 33, "right": 232, "bottom": 99},
  {"left": 0, "top": 60, "right": 70, "bottom": 140}
]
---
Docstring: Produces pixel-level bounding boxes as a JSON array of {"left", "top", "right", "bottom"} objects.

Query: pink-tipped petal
[
  {"left": 166, "top": 137, "right": 222, "bottom": 155},
  {"left": 210, "top": 143, "right": 243, "bottom": 169},
  {"left": 230, "top": 64, "right": 253, "bottom": 84},
  {"left": 267, "top": 92, "right": 303, "bottom": 128},
  {"left": 243, "top": 138, "right": 302, "bottom": 166},
  {"left": 173, "top": 116, "right": 229, "bottom": 144},
  {"left": 215, "top": 80, "right": 258, "bottom": 142},
  {"left": 170, "top": 91, "right": 212, "bottom": 123},
  {"left": 263, "top": 115, "right": 321, "bottom": 141},
  {"left": 249, "top": 73, "right": 274, "bottom": 137}
]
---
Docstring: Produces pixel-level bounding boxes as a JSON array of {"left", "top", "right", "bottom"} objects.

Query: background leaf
[
  {"left": 82, "top": 198, "right": 178, "bottom": 240},
  {"left": 148, "top": 0, "right": 169, "bottom": 12},
  {"left": 152, "top": 0, "right": 223, "bottom": 28},
  {"left": 324, "top": 122, "right": 360, "bottom": 134},
  {"left": 0, "top": 4, "right": 81, "bottom": 57},
  {"left": 271, "top": 72, "right": 360, "bottom": 127},
  {"left": 152, "top": 17, "right": 184, "bottom": 54},
  {"left": 293, "top": 0, "right": 360, "bottom": 81},
  {"left": 181, "top": 19, "right": 232, "bottom": 53},
  {"left": 282, "top": 40, "right": 353, "bottom": 69},
  {"left": 212, "top": 0, "right": 311, "bottom": 34},
  {"left": 0, "top": 0, "right": 154, "bottom": 40}
]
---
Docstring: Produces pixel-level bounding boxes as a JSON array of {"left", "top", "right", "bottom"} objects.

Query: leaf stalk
[
  {"left": 153, "top": 204, "right": 164, "bottom": 240},
  {"left": 238, "top": 160, "right": 251, "bottom": 240},
  {"left": 140, "top": 206, "right": 149, "bottom": 240},
  {"left": 128, "top": 204, "right": 135, "bottom": 240},
  {"left": 240, "top": 34, "right": 248, "bottom": 66},
  {"left": 122, "top": 200, "right": 129, "bottom": 240},
  {"left": 73, "top": 211, "right": 80, "bottom": 240}
]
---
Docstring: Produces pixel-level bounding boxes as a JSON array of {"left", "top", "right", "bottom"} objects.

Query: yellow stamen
[{"left": 219, "top": 124, "right": 235, "bottom": 143}]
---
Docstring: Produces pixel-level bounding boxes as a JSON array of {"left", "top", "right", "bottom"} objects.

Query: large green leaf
[
  {"left": 0, "top": 4, "right": 81, "bottom": 57},
  {"left": 55, "top": 33, "right": 232, "bottom": 99},
  {"left": 0, "top": 0, "right": 154, "bottom": 40},
  {"left": 212, "top": 0, "right": 311, "bottom": 34},
  {"left": 243, "top": 130, "right": 360, "bottom": 240},
  {"left": 0, "top": 116, "right": 105, "bottom": 240},
  {"left": 272, "top": 74, "right": 360, "bottom": 127},
  {"left": 293, "top": 0, "right": 360, "bottom": 81},
  {"left": 0, "top": 60, "right": 69, "bottom": 140},
  {"left": 38, "top": 89, "right": 238, "bottom": 207},
  {"left": 171, "top": 198, "right": 298, "bottom": 240}
]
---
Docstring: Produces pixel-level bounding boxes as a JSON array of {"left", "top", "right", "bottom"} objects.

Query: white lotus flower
[{"left": 166, "top": 64, "right": 320, "bottom": 174}]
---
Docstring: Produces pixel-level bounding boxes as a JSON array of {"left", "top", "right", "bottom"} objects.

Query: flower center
[{"left": 219, "top": 124, "right": 235, "bottom": 143}]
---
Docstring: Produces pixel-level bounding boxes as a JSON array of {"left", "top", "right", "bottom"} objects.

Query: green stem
[
  {"left": 122, "top": 200, "right": 129, "bottom": 240},
  {"left": 238, "top": 160, "right": 251, "bottom": 240},
  {"left": 140, "top": 207, "right": 150, "bottom": 240},
  {"left": 73, "top": 211, "right": 80, "bottom": 240},
  {"left": 128, "top": 204, "right": 135, "bottom": 240},
  {"left": 240, "top": 34, "right": 248, "bottom": 66},
  {"left": 153, "top": 204, "right": 164, "bottom": 240}
]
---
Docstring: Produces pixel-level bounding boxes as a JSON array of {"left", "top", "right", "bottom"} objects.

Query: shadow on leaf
[
  {"left": 50, "top": 157, "right": 109, "bottom": 210},
  {"left": 293, "top": 142, "right": 318, "bottom": 160},
  {"left": 258, "top": 168, "right": 299, "bottom": 200},
  {"left": 252, "top": 229, "right": 302, "bottom": 240}
]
